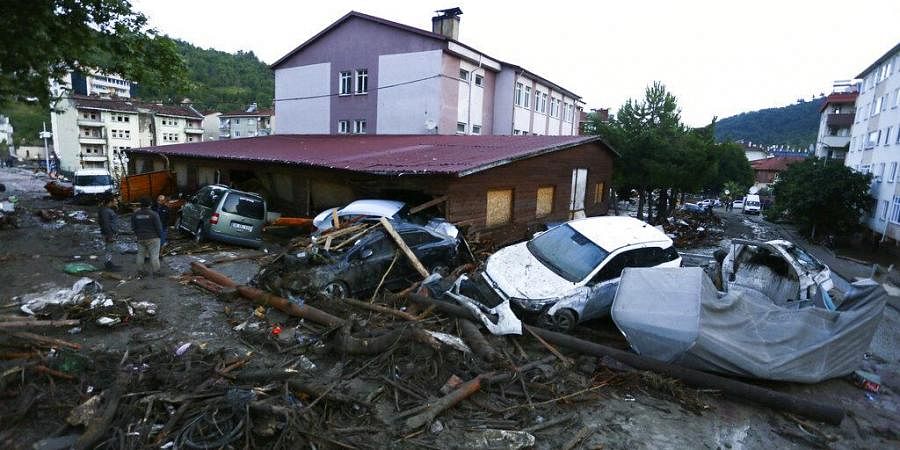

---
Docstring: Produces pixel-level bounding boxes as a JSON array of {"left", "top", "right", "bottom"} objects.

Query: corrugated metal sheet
[{"left": 128, "top": 134, "right": 607, "bottom": 176}]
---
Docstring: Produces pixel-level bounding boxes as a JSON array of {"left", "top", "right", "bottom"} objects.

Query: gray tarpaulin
[{"left": 611, "top": 267, "right": 886, "bottom": 383}]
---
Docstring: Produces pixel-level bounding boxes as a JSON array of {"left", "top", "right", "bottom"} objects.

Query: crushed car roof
[{"left": 568, "top": 216, "right": 672, "bottom": 251}]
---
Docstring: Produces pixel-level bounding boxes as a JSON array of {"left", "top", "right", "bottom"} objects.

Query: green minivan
[{"left": 175, "top": 184, "right": 267, "bottom": 248}]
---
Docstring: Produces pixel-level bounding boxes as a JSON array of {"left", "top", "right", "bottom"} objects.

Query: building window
[
  {"left": 353, "top": 119, "right": 366, "bottom": 134},
  {"left": 456, "top": 122, "right": 466, "bottom": 134},
  {"left": 872, "top": 97, "right": 883, "bottom": 116},
  {"left": 514, "top": 82, "right": 524, "bottom": 107},
  {"left": 234, "top": 118, "right": 240, "bottom": 124},
  {"left": 355, "top": 69, "right": 368, "bottom": 94},
  {"left": 339, "top": 71, "right": 352, "bottom": 95},
  {"left": 474, "top": 74, "right": 484, "bottom": 87},
  {"left": 880, "top": 200, "right": 889, "bottom": 220},
  {"left": 338, "top": 120, "right": 349, "bottom": 134},
  {"left": 472, "top": 125, "right": 481, "bottom": 135},
  {"left": 865, "top": 131, "right": 879, "bottom": 149},
  {"left": 889, "top": 162, "right": 898, "bottom": 182},
  {"left": 459, "top": 69, "right": 469, "bottom": 81},
  {"left": 541, "top": 93, "right": 548, "bottom": 114},
  {"left": 486, "top": 189, "right": 513, "bottom": 227},
  {"left": 535, "top": 186, "right": 554, "bottom": 217},
  {"left": 524, "top": 86, "right": 531, "bottom": 109},
  {"left": 594, "top": 182, "right": 605, "bottom": 204},
  {"left": 877, "top": 163, "right": 886, "bottom": 181},
  {"left": 534, "top": 91, "right": 541, "bottom": 112},
  {"left": 886, "top": 127, "right": 893, "bottom": 145},
  {"left": 513, "top": 129, "right": 524, "bottom": 135},
  {"left": 892, "top": 196, "right": 900, "bottom": 224}
]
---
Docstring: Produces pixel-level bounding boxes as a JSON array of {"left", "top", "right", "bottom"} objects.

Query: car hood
[{"left": 483, "top": 242, "right": 577, "bottom": 300}]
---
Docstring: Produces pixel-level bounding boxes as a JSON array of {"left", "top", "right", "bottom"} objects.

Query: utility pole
[{"left": 39, "top": 122, "right": 53, "bottom": 173}]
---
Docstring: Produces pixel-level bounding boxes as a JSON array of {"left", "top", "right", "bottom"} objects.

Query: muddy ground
[{"left": 1, "top": 167, "right": 898, "bottom": 449}]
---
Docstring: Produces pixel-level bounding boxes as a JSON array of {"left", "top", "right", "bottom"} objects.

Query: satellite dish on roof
[{"left": 425, "top": 119, "right": 437, "bottom": 131}]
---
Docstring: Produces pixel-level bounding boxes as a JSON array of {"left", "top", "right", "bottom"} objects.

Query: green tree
[
  {"left": 707, "top": 141, "right": 754, "bottom": 193},
  {"left": 768, "top": 158, "right": 872, "bottom": 239},
  {"left": 0, "top": 0, "right": 186, "bottom": 106}
]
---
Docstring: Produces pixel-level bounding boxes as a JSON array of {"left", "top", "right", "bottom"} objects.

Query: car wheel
[
  {"left": 322, "top": 281, "right": 349, "bottom": 299},
  {"left": 537, "top": 309, "right": 578, "bottom": 333},
  {"left": 194, "top": 223, "right": 206, "bottom": 243},
  {"left": 174, "top": 214, "right": 187, "bottom": 235}
]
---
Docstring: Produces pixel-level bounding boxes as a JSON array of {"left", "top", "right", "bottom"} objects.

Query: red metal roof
[
  {"left": 750, "top": 156, "right": 805, "bottom": 172},
  {"left": 220, "top": 108, "right": 274, "bottom": 118},
  {"left": 129, "top": 134, "right": 612, "bottom": 177}
]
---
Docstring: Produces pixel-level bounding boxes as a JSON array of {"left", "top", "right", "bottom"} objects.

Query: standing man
[
  {"left": 132, "top": 197, "right": 163, "bottom": 277},
  {"left": 98, "top": 196, "right": 121, "bottom": 271},
  {"left": 152, "top": 194, "right": 170, "bottom": 247}
]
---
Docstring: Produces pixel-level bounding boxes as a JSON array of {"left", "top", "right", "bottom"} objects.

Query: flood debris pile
[{"left": 662, "top": 209, "right": 725, "bottom": 248}]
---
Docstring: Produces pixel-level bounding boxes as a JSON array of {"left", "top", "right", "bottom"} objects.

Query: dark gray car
[{"left": 176, "top": 185, "right": 266, "bottom": 248}]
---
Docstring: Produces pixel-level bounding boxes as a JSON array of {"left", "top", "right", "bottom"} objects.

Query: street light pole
[{"left": 39, "top": 122, "right": 52, "bottom": 174}]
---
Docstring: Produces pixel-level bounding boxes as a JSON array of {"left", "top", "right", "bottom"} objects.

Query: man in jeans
[
  {"left": 132, "top": 197, "right": 164, "bottom": 277},
  {"left": 98, "top": 196, "right": 121, "bottom": 271}
]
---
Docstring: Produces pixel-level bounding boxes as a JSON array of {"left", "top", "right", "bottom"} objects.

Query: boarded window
[
  {"left": 594, "top": 182, "right": 605, "bottom": 204},
  {"left": 486, "top": 189, "right": 513, "bottom": 227},
  {"left": 536, "top": 186, "right": 554, "bottom": 217}
]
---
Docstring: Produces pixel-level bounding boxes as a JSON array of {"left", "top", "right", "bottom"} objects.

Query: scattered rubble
[{"left": 663, "top": 209, "right": 725, "bottom": 248}]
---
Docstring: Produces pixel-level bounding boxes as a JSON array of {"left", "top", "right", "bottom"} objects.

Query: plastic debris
[
  {"left": 63, "top": 262, "right": 98, "bottom": 274},
  {"left": 175, "top": 342, "right": 192, "bottom": 356},
  {"left": 96, "top": 316, "right": 121, "bottom": 327}
]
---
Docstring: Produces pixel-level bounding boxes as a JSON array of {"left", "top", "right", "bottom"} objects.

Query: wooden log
[
  {"left": 75, "top": 380, "right": 123, "bottom": 450},
  {"left": 379, "top": 217, "right": 429, "bottom": 278},
  {"left": 401, "top": 374, "right": 485, "bottom": 431},
  {"left": 408, "top": 195, "right": 448, "bottom": 215},
  {"left": 5, "top": 331, "right": 81, "bottom": 350},
  {"left": 0, "top": 319, "right": 80, "bottom": 329},
  {"left": 33, "top": 364, "right": 77, "bottom": 381},
  {"left": 190, "top": 262, "right": 344, "bottom": 327},
  {"left": 341, "top": 297, "right": 418, "bottom": 321},
  {"left": 458, "top": 319, "right": 500, "bottom": 363},
  {"left": 337, "top": 324, "right": 437, "bottom": 355}
]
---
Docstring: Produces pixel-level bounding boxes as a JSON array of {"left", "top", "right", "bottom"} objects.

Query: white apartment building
[
  {"left": 0, "top": 115, "right": 13, "bottom": 156},
  {"left": 844, "top": 43, "right": 900, "bottom": 243},
  {"left": 814, "top": 80, "right": 858, "bottom": 160},
  {"left": 218, "top": 104, "right": 275, "bottom": 139},
  {"left": 50, "top": 69, "right": 134, "bottom": 98},
  {"left": 50, "top": 95, "right": 202, "bottom": 177}
]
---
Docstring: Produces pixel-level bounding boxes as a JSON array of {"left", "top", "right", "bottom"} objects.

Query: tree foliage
[
  {"left": 0, "top": 0, "right": 187, "bottom": 106},
  {"left": 588, "top": 82, "right": 753, "bottom": 223},
  {"left": 768, "top": 158, "right": 872, "bottom": 238},
  {"left": 4, "top": 102, "right": 46, "bottom": 147},
  {"left": 137, "top": 40, "right": 274, "bottom": 112},
  {"left": 715, "top": 99, "right": 821, "bottom": 148}
]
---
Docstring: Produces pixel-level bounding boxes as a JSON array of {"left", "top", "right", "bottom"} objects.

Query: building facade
[
  {"left": 218, "top": 105, "right": 275, "bottom": 139},
  {"left": 50, "top": 95, "right": 202, "bottom": 177},
  {"left": 843, "top": 43, "right": 900, "bottom": 242},
  {"left": 0, "top": 115, "right": 13, "bottom": 158},
  {"left": 814, "top": 80, "right": 858, "bottom": 160},
  {"left": 201, "top": 112, "right": 221, "bottom": 142},
  {"left": 50, "top": 69, "right": 135, "bottom": 98},
  {"left": 271, "top": 10, "right": 583, "bottom": 136}
]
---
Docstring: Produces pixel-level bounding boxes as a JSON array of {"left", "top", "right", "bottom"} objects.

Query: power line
[{"left": 274, "top": 73, "right": 450, "bottom": 102}]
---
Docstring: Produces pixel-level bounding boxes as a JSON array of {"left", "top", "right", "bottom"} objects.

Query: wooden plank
[
  {"left": 379, "top": 217, "right": 429, "bottom": 278},
  {"left": 333, "top": 224, "right": 379, "bottom": 250},
  {"left": 331, "top": 208, "right": 340, "bottom": 228},
  {"left": 408, "top": 195, "right": 448, "bottom": 215}
]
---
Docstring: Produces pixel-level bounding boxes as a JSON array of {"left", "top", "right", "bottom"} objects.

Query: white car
[
  {"left": 732, "top": 199, "right": 745, "bottom": 209},
  {"left": 479, "top": 216, "right": 682, "bottom": 332}
]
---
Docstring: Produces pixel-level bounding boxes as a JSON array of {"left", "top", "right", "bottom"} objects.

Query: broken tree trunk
[
  {"left": 74, "top": 379, "right": 124, "bottom": 450},
  {"left": 401, "top": 374, "right": 485, "bottom": 431},
  {"left": 337, "top": 323, "right": 439, "bottom": 355},
  {"left": 525, "top": 326, "right": 845, "bottom": 425},
  {"left": 458, "top": 319, "right": 500, "bottom": 363},
  {"left": 190, "top": 262, "right": 344, "bottom": 328}
]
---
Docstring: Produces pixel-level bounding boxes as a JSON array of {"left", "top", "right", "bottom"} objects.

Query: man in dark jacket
[
  {"left": 151, "top": 194, "right": 170, "bottom": 247},
  {"left": 132, "top": 197, "right": 163, "bottom": 277},
  {"left": 98, "top": 196, "right": 121, "bottom": 271}
]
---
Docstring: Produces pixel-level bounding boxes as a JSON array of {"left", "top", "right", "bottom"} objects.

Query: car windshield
[
  {"left": 75, "top": 175, "right": 112, "bottom": 186},
  {"left": 221, "top": 194, "right": 264, "bottom": 220},
  {"left": 783, "top": 245, "right": 825, "bottom": 271},
  {"left": 746, "top": 201, "right": 760, "bottom": 207},
  {"left": 526, "top": 224, "right": 609, "bottom": 282}
]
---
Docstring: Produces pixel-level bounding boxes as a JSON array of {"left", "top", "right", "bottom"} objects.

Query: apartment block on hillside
[
  {"left": 50, "top": 96, "right": 202, "bottom": 176},
  {"left": 271, "top": 9, "right": 583, "bottom": 136},
  {"left": 843, "top": 43, "right": 900, "bottom": 242},
  {"left": 50, "top": 69, "right": 135, "bottom": 98},
  {"left": 219, "top": 104, "right": 275, "bottom": 139}
]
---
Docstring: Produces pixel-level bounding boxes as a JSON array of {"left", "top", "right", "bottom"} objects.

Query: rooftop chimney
[{"left": 432, "top": 7, "right": 462, "bottom": 40}]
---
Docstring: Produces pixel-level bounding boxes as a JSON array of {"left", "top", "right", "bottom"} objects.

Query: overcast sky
[{"left": 133, "top": 0, "right": 899, "bottom": 127}]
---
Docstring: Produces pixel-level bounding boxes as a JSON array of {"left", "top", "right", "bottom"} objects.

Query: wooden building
[{"left": 127, "top": 134, "right": 617, "bottom": 243}]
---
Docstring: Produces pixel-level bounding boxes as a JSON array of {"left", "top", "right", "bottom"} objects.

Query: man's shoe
[{"left": 104, "top": 261, "right": 122, "bottom": 272}]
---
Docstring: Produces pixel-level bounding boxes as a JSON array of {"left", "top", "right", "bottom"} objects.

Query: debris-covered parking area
[{"left": 1, "top": 168, "right": 899, "bottom": 449}]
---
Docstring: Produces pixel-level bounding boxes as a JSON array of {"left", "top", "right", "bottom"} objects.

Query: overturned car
[{"left": 463, "top": 216, "right": 681, "bottom": 332}]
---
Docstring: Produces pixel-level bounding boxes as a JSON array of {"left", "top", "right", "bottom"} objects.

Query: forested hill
[
  {"left": 714, "top": 99, "right": 823, "bottom": 147},
  {"left": 137, "top": 39, "right": 274, "bottom": 113}
]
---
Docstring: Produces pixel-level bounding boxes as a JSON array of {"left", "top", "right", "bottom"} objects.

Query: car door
[
  {"left": 399, "top": 230, "right": 448, "bottom": 274},
  {"left": 580, "top": 249, "right": 640, "bottom": 320},
  {"left": 343, "top": 232, "right": 399, "bottom": 296},
  {"left": 182, "top": 187, "right": 206, "bottom": 230}
]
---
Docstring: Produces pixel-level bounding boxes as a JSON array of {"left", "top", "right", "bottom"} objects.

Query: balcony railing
[{"left": 826, "top": 113, "right": 854, "bottom": 128}]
